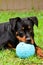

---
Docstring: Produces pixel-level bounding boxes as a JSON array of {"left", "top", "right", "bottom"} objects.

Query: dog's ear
[
  {"left": 9, "top": 17, "right": 21, "bottom": 30},
  {"left": 30, "top": 16, "right": 38, "bottom": 27}
]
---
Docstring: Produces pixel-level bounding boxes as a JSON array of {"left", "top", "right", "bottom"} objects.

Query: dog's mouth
[{"left": 16, "top": 35, "right": 34, "bottom": 44}]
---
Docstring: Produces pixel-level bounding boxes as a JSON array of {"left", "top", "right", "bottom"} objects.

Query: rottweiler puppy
[
  {"left": 0, "top": 17, "right": 43, "bottom": 58},
  {"left": 9, "top": 17, "right": 43, "bottom": 58}
]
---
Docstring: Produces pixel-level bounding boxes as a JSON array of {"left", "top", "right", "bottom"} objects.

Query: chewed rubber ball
[{"left": 16, "top": 42, "right": 35, "bottom": 59}]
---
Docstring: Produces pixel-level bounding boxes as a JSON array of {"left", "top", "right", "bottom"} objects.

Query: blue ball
[{"left": 16, "top": 42, "right": 35, "bottom": 59}]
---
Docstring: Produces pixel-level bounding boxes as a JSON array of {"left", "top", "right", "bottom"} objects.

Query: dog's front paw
[{"left": 36, "top": 46, "right": 43, "bottom": 58}]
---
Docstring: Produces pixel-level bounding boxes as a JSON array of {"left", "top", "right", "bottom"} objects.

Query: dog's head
[{"left": 9, "top": 17, "right": 38, "bottom": 44}]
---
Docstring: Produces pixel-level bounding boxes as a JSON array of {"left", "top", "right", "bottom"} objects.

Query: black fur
[{"left": 0, "top": 16, "right": 38, "bottom": 49}]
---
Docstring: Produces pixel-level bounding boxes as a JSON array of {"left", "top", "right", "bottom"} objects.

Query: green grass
[{"left": 0, "top": 10, "right": 43, "bottom": 65}]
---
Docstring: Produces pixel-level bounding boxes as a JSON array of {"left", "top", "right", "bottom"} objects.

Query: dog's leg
[
  {"left": 35, "top": 46, "right": 43, "bottom": 58},
  {"left": 7, "top": 42, "right": 17, "bottom": 50},
  {"left": 8, "top": 43, "right": 13, "bottom": 48},
  {"left": 34, "top": 43, "right": 43, "bottom": 58}
]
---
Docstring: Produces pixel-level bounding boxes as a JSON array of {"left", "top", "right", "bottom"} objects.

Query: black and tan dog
[{"left": 0, "top": 17, "right": 43, "bottom": 58}]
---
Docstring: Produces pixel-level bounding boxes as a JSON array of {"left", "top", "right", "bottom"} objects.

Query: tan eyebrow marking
[
  {"left": 22, "top": 27, "right": 24, "bottom": 29},
  {"left": 28, "top": 26, "right": 31, "bottom": 29}
]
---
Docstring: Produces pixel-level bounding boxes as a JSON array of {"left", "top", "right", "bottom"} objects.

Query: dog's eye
[
  {"left": 16, "top": 32, "right": 18, "bottom": 35},
  {"left": 22, "top": 27, "right": 24, "bottom": 30},
  {"left": 28, "top": 26, "right": 32, "bottom": 32},
  {"left": 28, "top": 26, "right": 31, "bottom": 29},
  {"left": 28, "top": 26, "right": 31, "bottom": 30}
]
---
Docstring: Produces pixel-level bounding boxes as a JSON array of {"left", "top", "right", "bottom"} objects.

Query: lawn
[{"left": 0, "top": 10, "right": 43, "bottom": 65}]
